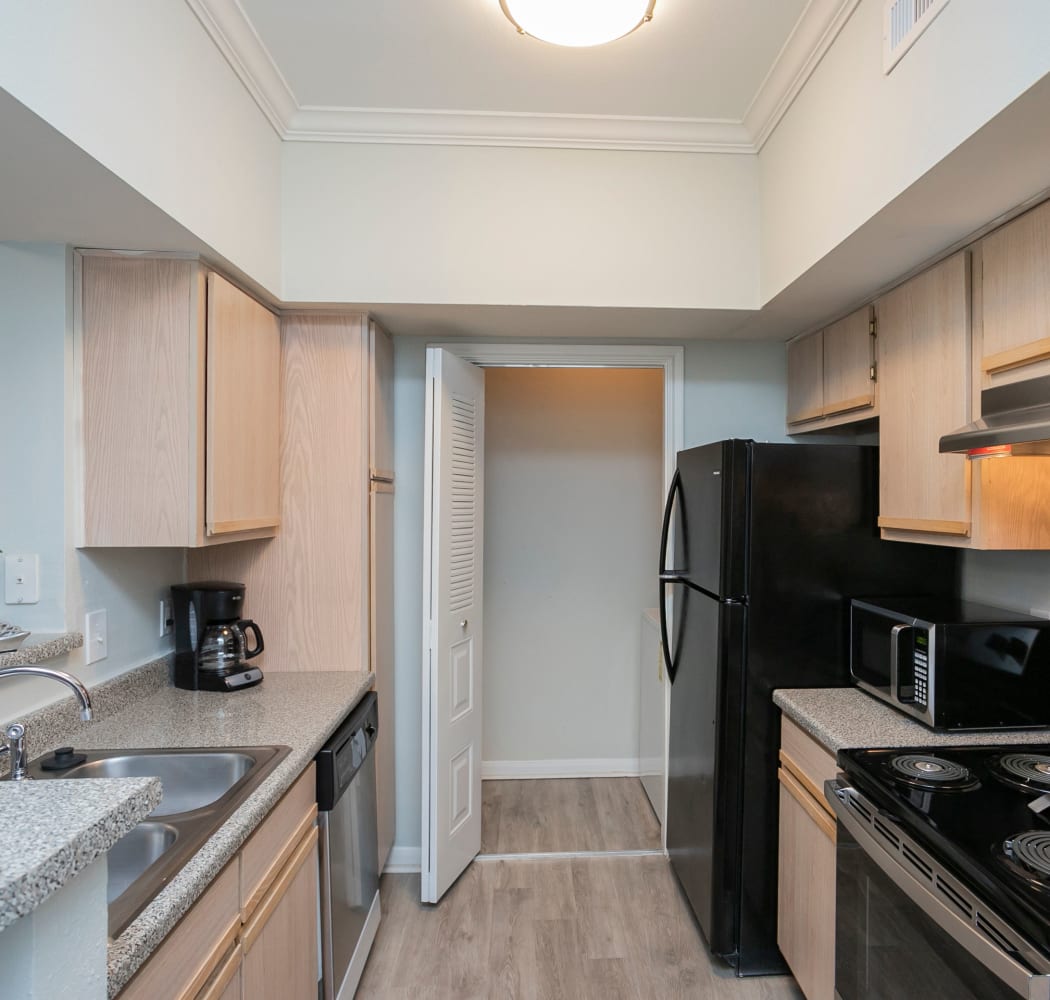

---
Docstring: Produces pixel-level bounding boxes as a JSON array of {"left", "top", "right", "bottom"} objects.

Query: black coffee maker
[{"left": 171, "top": 582, "right": 265, "bottom": 692}]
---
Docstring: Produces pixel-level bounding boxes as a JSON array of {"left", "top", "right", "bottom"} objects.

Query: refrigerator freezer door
[
  {"left": 676, "top": 441, "right": 748, "bottom": 599},
  {"left": 666, "top": 592, "right": 747, "bottom": 960}
]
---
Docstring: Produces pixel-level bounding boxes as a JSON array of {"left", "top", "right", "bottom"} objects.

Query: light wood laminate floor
[
  {"left": 357, "top": 856, "right": 803, "bottom": 1000},
  {"left": 480, "top": 778, "right": 661, "bottom": 854}
]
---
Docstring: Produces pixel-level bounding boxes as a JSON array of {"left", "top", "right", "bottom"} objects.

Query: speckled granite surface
[
  {"left": 775, "top": 687, "right": 1050, "bottom": 752},
  {"left": 84, "top": 670, "right": 373, "bottom": 997},
  {"left": 0, "top": 631, "right": 83, "bottom": 668},
  {"left": 0, "top": 656, "right": 172, "bottom": 778},
  {"left": 0, "top": 777, "right": 161, "bottom": 932}
]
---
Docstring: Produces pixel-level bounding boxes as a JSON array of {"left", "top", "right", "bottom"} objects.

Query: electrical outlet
[
  {"left": 159, "top": 598, "right": 173, "bottom": 638},
  {"left": 4, "top": 553, "right": 40, "bottom": 605},
  {"left": 85, "top": 609, "right": 107, "bottom": 664}
]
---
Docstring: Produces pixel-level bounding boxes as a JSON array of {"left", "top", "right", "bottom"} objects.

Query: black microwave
[{"left": 850, "top": 597, "right": 1050, "bottom": 730}]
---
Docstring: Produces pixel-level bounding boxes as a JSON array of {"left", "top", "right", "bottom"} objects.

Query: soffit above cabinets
[{"left": 187, "top": 0, "right": 860, "bottom": 152}]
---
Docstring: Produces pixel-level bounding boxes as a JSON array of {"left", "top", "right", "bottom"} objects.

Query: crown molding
[
  {"left": 744, "top": 0, "right": 862, "bottom": 150},
  {"left": 187, "top": 0, "right": 860, "bottom": 154},
  {"left": 184, "top": 0, "right": 297, "bottom": 133},
  {"left": 285, "top": 106, "right": 752, "bottom": 153}
]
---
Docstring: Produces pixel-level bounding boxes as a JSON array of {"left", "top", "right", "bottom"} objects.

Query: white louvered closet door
[{"left": 421, "top": 348, "right": 486, "bottom": 903}]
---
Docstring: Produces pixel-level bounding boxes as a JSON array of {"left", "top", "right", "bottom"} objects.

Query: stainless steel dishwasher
[{"left": 316, "top": 692, "right": 380, "bottom": 1000}]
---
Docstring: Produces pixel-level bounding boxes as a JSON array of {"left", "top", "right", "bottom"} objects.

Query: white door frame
[{"left": 424, "top": 342, "right": 685, "bottom": 857}]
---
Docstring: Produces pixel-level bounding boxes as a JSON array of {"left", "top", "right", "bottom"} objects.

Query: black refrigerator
[{"left": 659, "top": 440, "right": 959, "bottom": 975}]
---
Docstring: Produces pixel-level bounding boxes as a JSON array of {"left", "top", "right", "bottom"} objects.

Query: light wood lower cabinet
[
  {"left": 241, "top": 827, "right": 319, "bottom": 1000},
  {"left": 118, "top": 764, "right": 319, "bottom": 1000},
  {"left": 777, "top": 717, "right": 837, "bottom": 1000}
]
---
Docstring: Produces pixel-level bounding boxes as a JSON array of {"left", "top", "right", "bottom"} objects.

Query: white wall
[
  {"left": 482, "top": 368, "right": 663, "bottom": 768},
  {"left": 760, "top": 0, "right": 1050, "bottom": 301},
  {"left": 281, "top": 143, "right": 760, "bottom": 310},
  {"left": 391, "top": 335, "right": 788, "bottom": 851},
  {"left": 0, "top": 0, "right": 282, "bottom": 292},
  {"left": 0, "top": 243, "right": 181, "bottom": 720}
]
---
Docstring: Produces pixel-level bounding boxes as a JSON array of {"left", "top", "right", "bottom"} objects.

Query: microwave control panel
[{"left": 912, "top": 630, "right": 930, "bottom": 708}]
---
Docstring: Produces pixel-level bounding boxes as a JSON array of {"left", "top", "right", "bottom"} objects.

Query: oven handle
[{"left": 825, "top": 778, "right": 1050, "bottom": 1000}]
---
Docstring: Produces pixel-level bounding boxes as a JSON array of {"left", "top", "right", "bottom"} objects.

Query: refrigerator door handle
[
  {"left": 659, "top": 469, "right": 683, "bottom": 577},
  {"left": 659, "top": 469, "right": 683, "bottom": 684}
]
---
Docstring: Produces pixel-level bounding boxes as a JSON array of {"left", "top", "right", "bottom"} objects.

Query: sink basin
[
  {"left": 107, "top": 821, "right": 178, "bottom": 903},
  {"left": 29, "top": 744, "right": 291, "bottom": 935},
  {"left": 57, "top": 751, "right": 255, "bottom": 816}
]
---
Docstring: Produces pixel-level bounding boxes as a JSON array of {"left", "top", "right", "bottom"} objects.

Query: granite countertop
[
  {"left": 775, "top": 687, "right": 1050, "bottom": 753},
  {"left": 0, "top": 777, "right": 162, "bottom": 932},
  {"left": 1, "top": 667, "right": 373, "bottom": 997},
  {"left": 89, "top": 670, "right": 374, "bottom": 996},
  {"left": 0, "top": 631, "right": 84, "bottom": 668}
]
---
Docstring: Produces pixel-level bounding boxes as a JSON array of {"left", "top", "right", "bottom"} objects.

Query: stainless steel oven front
[{"left": 825, "top": 778, "right": 1050, "bottom": 1000}]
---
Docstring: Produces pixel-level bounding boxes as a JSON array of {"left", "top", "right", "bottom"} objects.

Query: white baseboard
[
  {"left": 384, "top": 846, "right": 422, "bottom": 874},
  {"left": 482, "top": 758, "right": 641, "bottom": 780}
]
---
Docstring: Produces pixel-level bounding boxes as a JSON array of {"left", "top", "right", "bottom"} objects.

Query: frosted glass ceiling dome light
[{"left": 499, "top": 0, "right": 657, "bottom": 47}]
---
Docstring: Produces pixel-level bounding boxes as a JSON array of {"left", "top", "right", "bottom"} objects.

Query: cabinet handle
[
  {"left": 778, "top": 766, "right": 837, "bottom": 842},
  {"left": 877, "top": 516, "right": 971, "bottom": 537},
  {"left": 982, "top": 336, "right": 1050, "bottom": 375},
  {"left": 194, "top": 942, "right": 242, "bottom": 1000},
  {"left": 242, "top": 824, "right": 319, "bottom": 953},
  {"left": 821, "top": 393, "right": 875, "bottom": 417}
]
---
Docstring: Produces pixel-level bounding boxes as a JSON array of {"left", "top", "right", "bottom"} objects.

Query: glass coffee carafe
[{"left": 197, "top": 619, "right": 264, "bottom": 675}]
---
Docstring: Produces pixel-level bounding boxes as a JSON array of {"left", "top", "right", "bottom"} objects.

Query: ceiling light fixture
[{"left": 499, "top": 0, "right": 656, "bottom": 48}]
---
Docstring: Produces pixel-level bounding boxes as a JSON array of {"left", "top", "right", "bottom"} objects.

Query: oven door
[{"left": 826, "top": 779, "right": 1050, "bottom": 1000}]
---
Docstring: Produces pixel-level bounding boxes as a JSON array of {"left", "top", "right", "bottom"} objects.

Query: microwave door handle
[
  {"left": 825, "top": 780, "right": 1050, "bottom": 1000},
  {"left": 889, "top": 623, "right": 911, "bottom": 697}
]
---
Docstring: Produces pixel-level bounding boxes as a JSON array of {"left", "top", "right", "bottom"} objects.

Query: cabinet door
[
  {"left": 371, "top": 483, "right": 395, "bottom": 872},
  {"left": 370, "top": 321, "right": 395, "bottom": 481},
  {"left": 823, "top": 307, "right": 875, "bottom": 418},
  {"left": 80, "top": 255, "right": 200, "bottom": 547},
  {"left": 206, "top": 273, "right": 281, "bottom": 537},
  {"left": 981, "top": 200, "right": 1050, "bottom": 377},
  {"left": 786, "top": 331, "right": 824, "bottom": 426},
  {"left": 241, "top": 829, "right": 319, "bottom": 1000},
  {"left": 777, "top": 773, "right": 835, "bottom": 1000},
  {"left": 877, "top": 253, "right": 972, "bottom": 540}
]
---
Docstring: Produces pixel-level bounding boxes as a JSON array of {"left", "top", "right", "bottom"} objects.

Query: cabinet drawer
[
  {"left": 240, "top": 763, "right": 317, "bottom": 920},
  {"left": 780, "top": 716, "right": 837, "bottom": 809},
  {"left": 119, "top": 861, "right": 240, "bottom": 1000}
]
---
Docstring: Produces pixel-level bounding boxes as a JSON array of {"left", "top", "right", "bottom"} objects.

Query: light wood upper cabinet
[
  {"left": 877, "top": 252, "right": 973, "bottom": 541},
  {"left": 823, "top": 307, "right": 876, "bottom": 418},
  {"left": 786, "top": 306, "right": 876, "bottom": 431},
  {"left": 206, "top": 273, "right": 281, "bottom": 538},
  {"left": 981, "top": 199, "right": 1050, "bottom": 380},
  {"left": 786, "top": 331, "right": 824, "bottom": 426},
  {"left": 77, "top": 253, "right": 280, "bottom": 548}
]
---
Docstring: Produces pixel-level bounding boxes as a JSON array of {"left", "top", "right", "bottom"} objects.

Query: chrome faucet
[{"left": 0, "top": 666, "right": 94, "bottom": 781}]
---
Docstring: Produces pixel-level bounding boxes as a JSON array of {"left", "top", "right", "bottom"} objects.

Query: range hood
[{"left": 940, "top": 374, "right": 1050, "bottom": 457}]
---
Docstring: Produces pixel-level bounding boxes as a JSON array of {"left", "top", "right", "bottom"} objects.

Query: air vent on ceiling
[{"left": 883, "top": 0, "right": 951, "bottom": 73}]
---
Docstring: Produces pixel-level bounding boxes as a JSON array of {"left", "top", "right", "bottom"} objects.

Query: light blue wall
[
  {"left": 962, "top": 551, "right": 1050, "bottom": 616},
  {"left": 390, "top": 335, "right": 789, "bottom": 854},
  {"left": 0, "top": 243, "right": 183, "bottom": 719}
]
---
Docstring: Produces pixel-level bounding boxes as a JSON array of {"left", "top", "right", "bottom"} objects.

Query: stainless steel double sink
[{"left": 28, "top": 745, "right": 290, "bottom": 936}]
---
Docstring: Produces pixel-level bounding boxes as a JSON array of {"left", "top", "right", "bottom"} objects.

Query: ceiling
[
  {"left": 236, "top": 0, "right": 806, "bottom": 121},
  {"left": 190, "top": 0, "right": 851, "bottom": 150}
]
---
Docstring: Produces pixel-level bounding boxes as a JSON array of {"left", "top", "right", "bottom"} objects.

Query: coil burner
[
  {"left": 885, "top": 754, "right": 978, "bottom": 791},
  {"left": 992, "top": 754, "right": 1050, "bottom": 794},
  {"left": 1001, "top": 831, "right": 1050, "bottom": 886}
]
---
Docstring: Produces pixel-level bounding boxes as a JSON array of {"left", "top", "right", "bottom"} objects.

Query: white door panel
[{"left": 421, "top": 348, "right": 485, "bottom": 903}]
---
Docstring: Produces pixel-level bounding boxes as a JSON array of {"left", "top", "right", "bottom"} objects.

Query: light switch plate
[
  {"left": 85, "top": 609, "right": 107, "bottom": 664},
  {"left": 4, "top": 554, "right": 40, "bottom": 605}
]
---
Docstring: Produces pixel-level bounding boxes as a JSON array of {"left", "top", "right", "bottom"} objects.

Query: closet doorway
[{"left": 421, "top": 344, "right": 684, "bottom": 901}]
